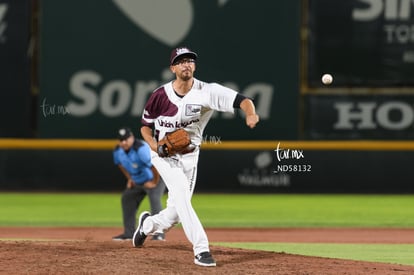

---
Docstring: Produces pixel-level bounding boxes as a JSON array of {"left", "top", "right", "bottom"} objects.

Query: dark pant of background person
[{"left": 122, "top": 179, "right": 166, "bottom": 237}]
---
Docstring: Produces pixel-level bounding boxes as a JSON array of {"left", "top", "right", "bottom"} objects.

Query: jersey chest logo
[{"left": 185, "top": 104, "right": 202, "bottom": 116}]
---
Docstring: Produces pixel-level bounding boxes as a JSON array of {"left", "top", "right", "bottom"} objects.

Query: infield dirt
[{"left": 1, "top": 227, "right": 414, "bottom": 274}]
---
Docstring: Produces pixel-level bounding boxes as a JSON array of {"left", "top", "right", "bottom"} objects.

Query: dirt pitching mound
[{"left": 1, "top": 227, "right": 414, "bottom": 274}]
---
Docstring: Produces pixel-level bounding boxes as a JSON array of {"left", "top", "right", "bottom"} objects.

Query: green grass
[
  {"left": 2, "top": 193, "right": 414, "bottom": 227},
  {"left": 193, "top": 194, "right": 414, "bottom": 227},
  {"left": 215, "top": 242, "right": 414, "bottom": 266},
  {"left": 1, "top": 192, "right": 414, "bottom": 266},
  {"left": 0, "top": 193, "right": 123, "bottom": 226}
]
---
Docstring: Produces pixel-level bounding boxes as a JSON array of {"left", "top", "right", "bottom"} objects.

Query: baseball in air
[{"left": 322, "top": 73, "right": 333, "bottom": 85}]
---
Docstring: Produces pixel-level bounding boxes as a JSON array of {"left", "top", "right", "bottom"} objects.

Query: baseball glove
[{"left": 157, "top": 128, "right": 191, "bottom": 157}]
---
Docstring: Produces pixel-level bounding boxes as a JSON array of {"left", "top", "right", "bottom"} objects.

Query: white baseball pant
[{"left": 142, "top": 148, "right": 210, "bottom": 255}]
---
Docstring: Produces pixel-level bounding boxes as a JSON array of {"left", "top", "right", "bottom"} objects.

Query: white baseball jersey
[
  {"left": 141, "top": 78, "right": 238, "bottom": 145},
  {"left": 139, "top": 78, "right": 240, "bottom": 256}
]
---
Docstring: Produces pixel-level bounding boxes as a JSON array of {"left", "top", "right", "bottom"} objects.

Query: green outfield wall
[
  {"left": 2, "top": 1, "right": 414, "bottom": 192},
  {"left": 1, "top": 140, "right": 412, "bottom": 193},
  {"left": 38, "top": 0, "right": 299, "bottom": 140},
  {"left": 0, "top": 0, "right": 32, "bottom": 137},
  {"left": 4, "top": 0, "right": 414, "bottom": 141}
]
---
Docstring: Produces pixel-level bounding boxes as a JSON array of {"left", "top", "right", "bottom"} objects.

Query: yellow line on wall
[
  {"left": 1, "top": 139, "right": 414, "bottom": 150},
  {"left": 0, "top": 139, "right": 117, "bottom": 150}
]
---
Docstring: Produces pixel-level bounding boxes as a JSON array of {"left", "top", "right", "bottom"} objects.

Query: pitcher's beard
[{"left": 178, "top": 71, "right": 193, "bottom": 81}]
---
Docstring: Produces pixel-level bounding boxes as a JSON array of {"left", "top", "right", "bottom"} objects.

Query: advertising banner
[
  {"left": 304, "top": 0, "right": 414, "bottom": 90},
  {"left": 39, "top": 0, "right": 300, "bottom": 140},
  {"left": 0, "top": 0, "right": 31, "bottom": 137},
  {"left": 303, "top": 94, "right": 414, "bottom": 139}
]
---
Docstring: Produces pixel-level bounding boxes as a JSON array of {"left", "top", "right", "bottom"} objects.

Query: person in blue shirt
[{"left": 112, "top": 127, "right": 166, "bottom": 241}]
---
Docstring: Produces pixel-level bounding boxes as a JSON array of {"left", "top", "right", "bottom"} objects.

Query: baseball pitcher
[{"left": 132, "top": 47, "right": 259, "bottom": 267}]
